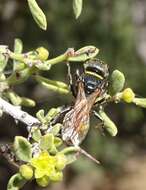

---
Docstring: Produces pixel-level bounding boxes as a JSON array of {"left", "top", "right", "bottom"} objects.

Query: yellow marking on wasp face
[{"left": 85, "top": 71, "right": 103, "bottom": 80}]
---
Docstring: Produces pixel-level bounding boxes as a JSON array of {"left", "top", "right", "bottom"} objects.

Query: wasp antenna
[{"left": 78, "top": 147, "right": 100, "bottom": 165}]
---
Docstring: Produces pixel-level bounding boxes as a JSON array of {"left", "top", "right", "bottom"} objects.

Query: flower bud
[
  {"left": 19, "top": 165, "right": 33, "bottom": 180},
  {"left": 50, "top": 171, "right": 63, "bottom": 182},
  {"left": 36, "top": 176, "right": 50, "bottom": 187},
  {"left": 36, "top": 47, "right": 49, "bottom": 61},
  {"left": 55, "top": 154, "right": 67, "bottom": 170},
  {"left": 122, "top": 88, "right": 135, "bottom": 103}
]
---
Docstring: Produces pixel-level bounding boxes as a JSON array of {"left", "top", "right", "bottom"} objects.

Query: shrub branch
[{"left": 0, "top": 97, "right": 40, "bottom": 127}]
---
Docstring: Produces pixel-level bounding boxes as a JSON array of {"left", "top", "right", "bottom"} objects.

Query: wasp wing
[{"left": 62, "top": 81, "right": 90, "bottom": 145}]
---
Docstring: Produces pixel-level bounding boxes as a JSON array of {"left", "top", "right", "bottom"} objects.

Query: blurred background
[{"left": 1, "top": 0, "right": 146, "bottom": 189}]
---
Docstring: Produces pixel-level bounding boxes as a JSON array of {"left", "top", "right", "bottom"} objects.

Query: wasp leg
[
  {"left": 66, "top": 62, "right": 75, "bottom": 95},
  {"left": 92, "top": 110, "right": 103, "bottom": 121},
  {"left": 46, "top": 105, "right": 72, "bottom": 135},
  {"left": 66, "top": 62, "right": 79, "bottom": 97},
  {"left": 49, "top": 105, "right": 72, "bottom": 126},
  {"left": 66, "top": 62, "right": 73, "bottom": 85}
]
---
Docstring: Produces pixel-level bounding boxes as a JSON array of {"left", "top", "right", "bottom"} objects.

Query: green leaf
[
  {"left": 49, "top": 123, "right": 62, "bottom": 136},
  {"left": 36, "top": 109, "right": 46, "bottom": 123},
  {"left": 39, "top": 134, "right": 54, "bottom": 151},
  {"left": 64, "top": 153, "right": 77, "bottom": 165},
  {"left": 0, "top": 73, "right": 8, "bottom": 95},
  {"left": 73, "top": 0, "right": 83, "bottom": 19},
  {"left": 68, "top": 46, "right": 99, "bottom": 62},
  {"left": 54, "top": 137, "right": 63, "bottom": 147},
  {"left": 46, "top": 108, "right": 60, "bottom": 117},
  {"left": 49, "top": 145, "right": 58, "bottom": 155},
  {"left": 6, "top": 91, "right": 22, "bottom": 106},
  {"left": 7, "top": 173, "right": 27, "bottom": 190},
  {"left": 60, "top": 146, "right": 79, "bottom": 164},
  {"left": 20, "top": 97, "right": 36, "bottom": 107},
  {"left": 133, "top": 98, "right": 146, "bottom": 108},
  {"left": 13, "top": 136, "right": 32, "bottom": 162},
  {"left": 7, "top": 67, "right": 33, "bottom": 85},
  {"left": 99, "top": 110, "right": 118, "bottom": 136},
  {"left": 32, "top": 128, "right": 42, "bottom": 142},
  {"left": 6, "top": 91, "right": 36, "bottom": 107},
  {"left": 110, "top": 70, "right": 125, "bottom": 94},
  {"left": 45, "top": 108, "right": 62, "bottom": 123},
  {"left": 35, "top": 75, "right": 69, "bottom": 94},
  {"left": 27, "top": 0, "right": 47, "bottom": 30},
  {"left": 0, "top": 52, "right": 8, "bottom": 72},
  {"left": 14, "top": 39, "right": 23, "bottom": 54},
  {"left": 13, "top": 39, "right": 23, "bottom": 71}
]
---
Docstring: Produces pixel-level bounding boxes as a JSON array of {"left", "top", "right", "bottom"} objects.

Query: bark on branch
[{"left": 0, "top": 97, "right": 40, "bottom": 127}]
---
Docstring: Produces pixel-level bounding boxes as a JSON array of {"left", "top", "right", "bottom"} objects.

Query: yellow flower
[
  {"left": 30, "top": 151, "right": 56, "bottom": 179},
  {"left": 30, "top": 150, "right": 66, "bottom": 186}
]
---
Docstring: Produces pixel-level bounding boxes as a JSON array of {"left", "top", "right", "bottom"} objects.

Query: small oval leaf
[
  {"left": 54, "top": 137, "right": 63, "bottom": 147},
  {"left": 39, "top": 134, "right": 54, "bottom": 151},
  {"left": 48, "top": 124, "right": 62, "bottom": 136},
  {"left": 110, "top": 70, "right": 125, "bottom": 94},
  {"left": 14, "top": 39, "right": 23, "bottom": 54},
  {"left": 68, "top": 46, "right": 99, "bottom": 62},
  {"left": 7, "top": 68, "right": 32, "bottom": 85},
  {"left": 27, "top": 0, "right": 47, "bottom": 30},
  {"left": 73, "top": 0, "right": 83, "bottom": 19},
  {"left": 13, "top": 136, "right": 32, "bottom": 162},
  {"left": 20, "top": 97, "right": 36, "bottom": 107},
  {"left": 36, "top": 109, "right": 46, "bottom": 123},
  {"left": 99, "top": 110, "right": 118, "bottom": 136},
  {"left": 0, "top": 53, "right": 8, "bottom": 72},
  {"left": 32, "top": 128, "right": 42, "bottom": 142},
  {"left": 13, "top": 38, "right": 23, "bottom": 71},
  {"left": 35, "top": 75, "right": 69, "bottom": 94},
  {"left": 133, "top": 98, "right": 146, "bottom": 108},
  {"left": 60, "top": 146, "right": 79, "bottom": 164},
  {"left": 7, "top": 173, "right": 26, "bottom": 190}
]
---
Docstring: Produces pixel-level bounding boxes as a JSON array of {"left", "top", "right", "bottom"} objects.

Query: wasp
[{"left": 51, "top": 59, "right": 109, "bottom": 146}]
